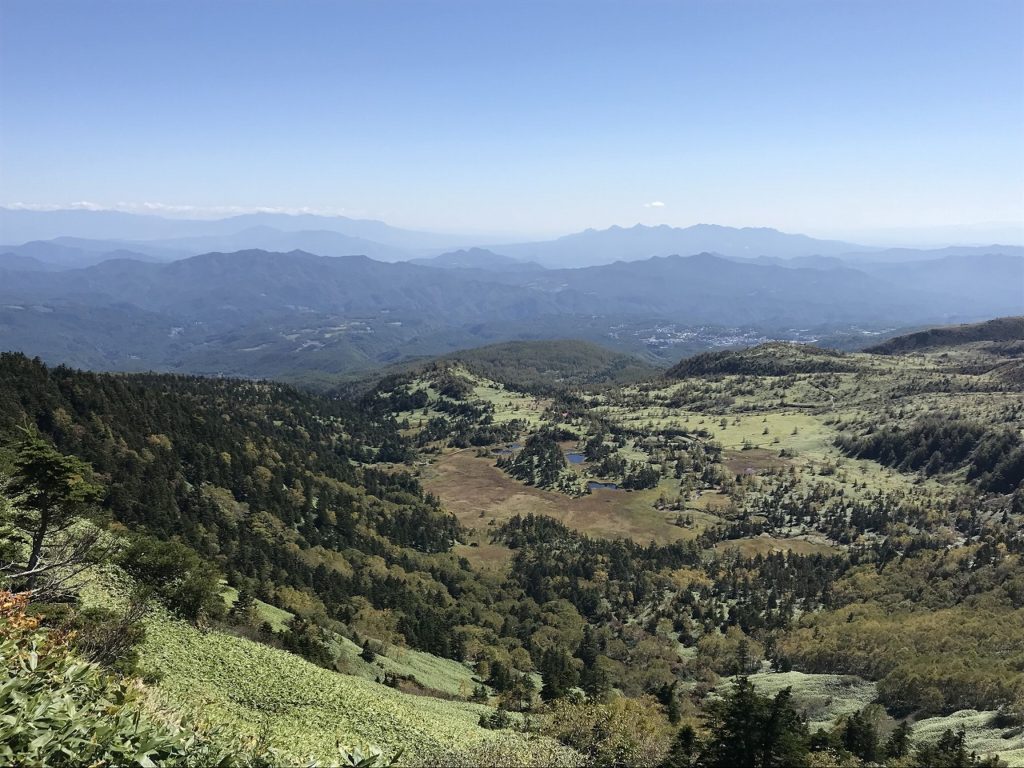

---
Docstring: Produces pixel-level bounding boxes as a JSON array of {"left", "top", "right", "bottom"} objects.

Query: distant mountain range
[
  {"left": 4, "top": 208, "right": 1023, "bottom": 271},
  {"left": 486, "top": 223, "right": 870, "bottom": 268},
  {"left": 0, "top": 244, "right": 1019, "bottom": 380},
  {"left": 7, "top": 248, "right": 1018, "bottom": 327},
  {"left": 0, "top": 208, "right": 472, "bottom": 251},
  {"left": 1, "top": 208, "right": 1021, "bottom": 381}
]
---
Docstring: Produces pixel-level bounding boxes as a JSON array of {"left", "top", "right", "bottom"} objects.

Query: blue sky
[{"left": 1, "top": 0, "right": 1022, "bottom": 238}]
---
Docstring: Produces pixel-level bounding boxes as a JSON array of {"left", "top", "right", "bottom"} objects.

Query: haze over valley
[{"left": 2, "top": 207, "right": 1021, "bottom": 379}]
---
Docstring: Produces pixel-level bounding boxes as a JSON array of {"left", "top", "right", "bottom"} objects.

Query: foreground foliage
[{"left": 0, "top": 591, "right": 234, "bottom": 766}]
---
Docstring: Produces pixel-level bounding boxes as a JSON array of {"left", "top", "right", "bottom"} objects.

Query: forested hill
[
  {"left": 333, "top": 339, "right": 661, "bottom": 397},
  {"left": 442, "top": 339, "right": 661, "bottom": 391},
  {"left": 666, "top": 342, "right": 859, "bottom": 378},
  {"left": 865, "top": 316, "right": 1024, "bottom": 354},
  {"left": 0, "top": 353, "right": 475, "bottom": 655}
]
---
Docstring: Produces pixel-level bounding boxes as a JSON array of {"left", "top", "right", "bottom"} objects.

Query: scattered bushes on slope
[{"left": 543, "top": 695, "right": 673, "bottom": 767}]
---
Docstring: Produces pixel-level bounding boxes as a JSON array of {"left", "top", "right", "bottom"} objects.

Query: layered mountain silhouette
[
  {"left": 0, "top": 246, "right": 1020, "bottom": 378},
  {"left": 5, "top": 209, "right": 1022, "bottom": 271},
  {"left": 487, "top": 223, "right": 870, "bottom": 268},
  {"left": 0, "top": 208, "right": 471, "bottom": 251},
  {"left": 1, "top": 208, "right": 1021, "bottom": 379}
]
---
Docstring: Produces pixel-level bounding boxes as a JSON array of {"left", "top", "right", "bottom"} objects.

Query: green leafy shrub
[
  {"left": 912, "top": 727, "right": 1006, "bottom": 768},
  {"left": 0, "top": 591, "right": 396, "bottom": 767},
  {"left": 119, "top": 537, "right": 224, "bottom": 621},
  {"left": 0, "top": 591, "right": 231, "bottom": 766},
  {"left": 544, "top": 694, "right": 673, "bottom": 767}
]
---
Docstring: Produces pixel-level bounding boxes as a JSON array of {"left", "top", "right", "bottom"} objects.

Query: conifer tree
[{"left": 1, "top": 431, "right": 104, "bottom": 596}]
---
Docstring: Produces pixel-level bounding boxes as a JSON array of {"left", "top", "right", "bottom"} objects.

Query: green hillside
[
  {"left": 335, "top": 338, "right": 662, "bottom": 394},
  {"left": 2, "top": 337, "right": 1023, "bottom": 766},
  {"left": 865, "top": 316, "right": 1024, "bottom": 354},
  {"left": 125, "top": 593, "right": 579, "bottom": 765},
  {"left": 442, "top": 339, "right": 662, "bottom": 391},
  {"left": 666, "top": 342, "right": 860, "bottom": 377}
]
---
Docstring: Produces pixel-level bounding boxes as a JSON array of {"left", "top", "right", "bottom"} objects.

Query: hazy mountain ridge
[
  {"left": 840, "top": 244, "right": 1024, "bottom": 263},
  {"left": 5, "top": 209, "right": 1023, "bottom": 272},
  {"left": 540, "top": 253, "right": 917, "bottom": 320},
  {"left": 489, "top": 223, "right": 873, "bottom": 268},
  {"left": 0, "top": 239, "right": 173, "bottom": 269},
  {"left": 0, "top": 252, "right": 58, "bottom": 272},
  {"left": 0, "top": 249, "right": 565, "bottom": 323},
  {"left": 856, "top": 254, "right": 1024, "bottom": 307},
  {"left": 1, "top": 209, "right": 1020, "bottom": 382},
  {"left": 409, "top": 247, "right": 544, "bottom": 271},
  {"left": 0, "top": 207, "right": 472, "bottom": 251},
  {"left": 145, "top": 226, "right": 412, "bottom": 262},
  {"left": 5, "top": 248, "right": 1009, "bottom": 326},
  {"left": 0, "top": 246, "right": 1019, "bottom": 380}
]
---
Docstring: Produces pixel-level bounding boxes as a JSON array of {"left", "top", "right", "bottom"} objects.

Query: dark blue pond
[
  {"left": 587, "top": 481, "right": 620, "bottom": 491},
  {"left": 566, "top": 452, "right": 585, "bottom": 464}
]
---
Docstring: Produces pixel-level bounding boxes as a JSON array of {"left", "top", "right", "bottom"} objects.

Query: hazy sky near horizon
[{"left": 1, "top": 0, "right": 1022, "bottom": 238}]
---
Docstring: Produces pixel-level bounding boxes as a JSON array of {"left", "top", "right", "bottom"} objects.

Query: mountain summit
[{"left": 489, "top": 223, "right": 872, "bottom": 268}]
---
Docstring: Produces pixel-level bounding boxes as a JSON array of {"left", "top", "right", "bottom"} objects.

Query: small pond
[
  {"left": 587, "top": 481, "right": 620, "bottom": 491},
  {"left": 566, "top": 452, "right": 586, "bottom": 464}
]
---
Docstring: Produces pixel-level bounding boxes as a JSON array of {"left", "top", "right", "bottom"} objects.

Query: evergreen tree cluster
[
  {"left": 497, "top": 429, "right": 568, "bottom": 488},
  {"left": 0, "top": 354, "right": 468, "bottom": 656},
  {"left": 837, "top": 417, "right": 1024, "bottom": 493}
]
